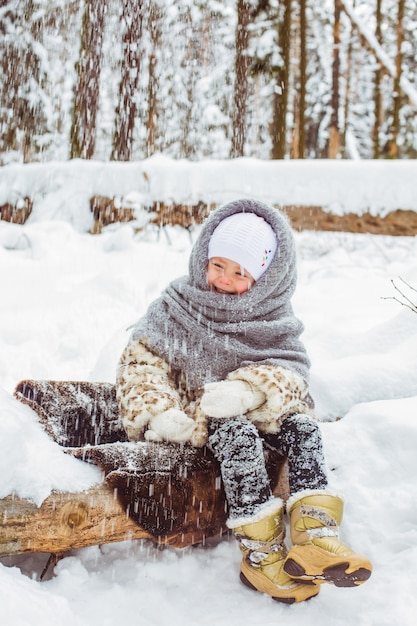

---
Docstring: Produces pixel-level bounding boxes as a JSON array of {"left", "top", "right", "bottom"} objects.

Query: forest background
[{"left": 1, "top": 0, "right": 417, "bottom": 168}]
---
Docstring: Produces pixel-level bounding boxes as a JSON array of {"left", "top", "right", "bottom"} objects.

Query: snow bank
[
  {"left": 0, "top": 388, "right": 101, "bottom": 505},
  {"left": 1, "top": 156, "right": 417, "bottom": 232}
]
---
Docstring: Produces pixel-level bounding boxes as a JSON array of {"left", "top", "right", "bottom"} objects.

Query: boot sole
[
  {"left": 240, "top": 573, "right": 296, "bottom": 604},
  {"left": 239, "top": 567, "right": 319, "bottom": 604},
  {"left": 284, "top": 556, "right": 372, "bottom": 587}
]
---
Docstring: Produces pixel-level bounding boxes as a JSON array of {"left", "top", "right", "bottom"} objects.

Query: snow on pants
[{"left": 207, "top": 413, "right": 328, "bottom": 521}]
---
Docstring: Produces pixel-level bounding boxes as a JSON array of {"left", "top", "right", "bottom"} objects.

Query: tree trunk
[
  {"left": 271, "top": 0, "right": 292, "bottom": 160},
  {"left": 329, "top": 0, "right": 341, "bottom": 158},
  {"left": 179, "top": 6, "right": 198, "bottom": 159},
  {"left": 298, "top": 0, "right": 307, "bottom": 158},
  {"left": 145, "top": 2, "right": 163, "bottom": 157},
  {"left": 0, "top": 0, "right": 48, "bottom": 162},
  {"left": 230, "top": 0, "right": 251, "bottom": 157},
  {"left": 70, "top": 0, "right": 106, "bottom": 160},
  {"left": 388, "top": 0, "right": 405, "bottom": 159},
  {"left": 341, "top": 1, "right": 354, "bottom": 158},
  {"left": 111, "top": 0, "right": 145, "bottom": 161},
  {"left": 372, "top": 0, "right": 383, "bottom": 158}
]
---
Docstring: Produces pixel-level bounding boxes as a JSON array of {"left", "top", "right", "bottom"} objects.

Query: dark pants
[{"left": 207, "top": 414, "right": 328, "bottom": 520}]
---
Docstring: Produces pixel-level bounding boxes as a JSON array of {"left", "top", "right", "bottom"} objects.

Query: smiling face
[{"left": 207, "top": 257, "right": 255, "bottom": 294}]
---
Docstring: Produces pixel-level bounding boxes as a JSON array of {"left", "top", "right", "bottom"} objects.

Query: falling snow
[{"left": 0, "top": 162, "right": 417, "bottom": 625}]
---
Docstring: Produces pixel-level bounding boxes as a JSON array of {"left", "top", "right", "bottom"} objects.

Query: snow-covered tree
[
  {"left": 111, "top": 0, "right": 145, "bottom": 161},
  {"left": 0, "top": 0, "right": 416, "bottom": 163},
  {"left": 0, "top": 0, "right": 50, "bottom": 163},
  {"left": 69, "top": 0, "right": 107, "bottom": 159}
]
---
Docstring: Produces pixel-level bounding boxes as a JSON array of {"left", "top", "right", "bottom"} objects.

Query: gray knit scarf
[{"left": 130, "top": 199, "right": 310, "bottom": 391}]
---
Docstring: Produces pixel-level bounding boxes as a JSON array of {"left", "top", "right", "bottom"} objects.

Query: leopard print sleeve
[
  {"left": 116, "top": 340, "right": 183, "bottom": 441},
  {"left": 226, "top": 363, "right": 315, "bottom": 434}
]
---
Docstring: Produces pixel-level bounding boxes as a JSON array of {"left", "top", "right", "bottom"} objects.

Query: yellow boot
[
  {"left": 284, "top": 491, "right": 372, "bottom": 587},
  {"left": 230, "top": 499, "right": 319, "bottom": 604}
]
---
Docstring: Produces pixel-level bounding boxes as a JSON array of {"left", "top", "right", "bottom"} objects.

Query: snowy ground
[{"left": 0, "top": 206, "right": 417, "bottom": 625}]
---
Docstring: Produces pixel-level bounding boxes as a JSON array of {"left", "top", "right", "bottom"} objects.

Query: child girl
[{"left": 116, "top": 199, "right": 372, "bottom": 604}]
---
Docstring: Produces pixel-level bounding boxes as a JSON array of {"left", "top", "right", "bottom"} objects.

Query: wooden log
[
  {"left": 1, "top": 379, "right": 288, "bottom": 558},
  {"left": 0, "top": 197, "right": 33, "bottom": 225},
  {"left": 90, "top": 195, "right": 136, "bottom": 234},
  {"left": 283, "top": 205, "right": 417, "bottom": 236},
  {"left": 0, "top": 449, "right": 288, "bottom": 557},
  {"left": 0, "top": 483, "right": 152, "bottom": 557},
  {"left": 149, "top": 201, "right": 213, "bottom": 229}
]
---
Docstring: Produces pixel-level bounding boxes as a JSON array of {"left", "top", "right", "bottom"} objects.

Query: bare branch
[
  {"left": 398, "top": 277, "right": 417, "bottom": 295},
  {"left": 382, "top": 278, "right": 417, "bottom": 314}
]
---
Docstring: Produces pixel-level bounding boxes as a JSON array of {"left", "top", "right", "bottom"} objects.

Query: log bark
[
  {"left": 283, "top": 205, "right": 417, "bottom": 236},
  {"left": 86, "top": 200, "right": 417, "bottom": 237},
  {"left": 0, "top": 197, "right": 33, "bottom": 224}
]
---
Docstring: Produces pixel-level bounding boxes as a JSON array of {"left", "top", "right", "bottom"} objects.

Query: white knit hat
[{"left": 208, "top": 212, "right": 278, "bottom": 281}]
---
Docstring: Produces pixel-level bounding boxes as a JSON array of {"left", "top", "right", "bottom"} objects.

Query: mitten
[
  {"left": 200, "top": 380, "right": 266, "bottom": 418},
  {"left": 144, "top": 408, "right": 195, "bottom": 443}
]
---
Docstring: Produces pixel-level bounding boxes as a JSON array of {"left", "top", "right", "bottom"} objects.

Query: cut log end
[{"left": 0, "top": 484, "right": 153, "bottom": 557}]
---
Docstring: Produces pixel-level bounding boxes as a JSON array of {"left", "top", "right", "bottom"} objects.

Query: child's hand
[
  {"left": 200, "top": 380, "right": 265, "bottom": 418},
  {"left": 144, "top": 408, "right": 195, "bottom": 443}
]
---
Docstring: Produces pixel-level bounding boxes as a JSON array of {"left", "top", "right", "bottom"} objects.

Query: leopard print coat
[{"left": 116, "top": 339, "right": 315, "bottom": 447}]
